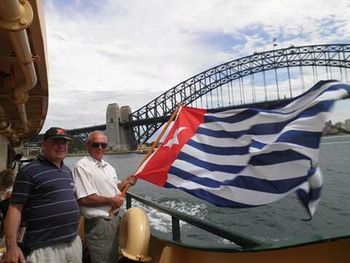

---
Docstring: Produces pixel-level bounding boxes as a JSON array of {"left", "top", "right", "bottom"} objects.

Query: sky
[{"left": 41, "top": 0, "right": 350, "bottom": 131}]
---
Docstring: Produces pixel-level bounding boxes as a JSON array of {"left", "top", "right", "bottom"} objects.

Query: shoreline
[
  {"left": 68, "top": 151, "right": 145, "bottom": 157},
  {"left": 66, "top": 133, "right": 350, "bottom": 156}
]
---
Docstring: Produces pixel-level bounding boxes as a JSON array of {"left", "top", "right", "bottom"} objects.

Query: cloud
[{"left": 41, "top": 0, "right": 350, "bottom": 130}]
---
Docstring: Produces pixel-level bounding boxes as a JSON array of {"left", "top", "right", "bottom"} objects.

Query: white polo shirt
[{"left": 73, "top": 156, "right": 121, "bottom": 219}]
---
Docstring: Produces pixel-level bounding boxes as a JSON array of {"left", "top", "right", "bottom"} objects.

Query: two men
[
  {"left": 4, "top": 127, "right": 82, "bottom": 263},
  {"left": 4, "top": 128, "right": 134, "bottom": 262},
  {"left": 73, "top": 131, "right": 137, "bottom": 263}
]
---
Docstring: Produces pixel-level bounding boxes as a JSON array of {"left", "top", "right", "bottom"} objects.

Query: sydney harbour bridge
[{"left": 32, "top": 44, "right": 350, "bottom": 149}]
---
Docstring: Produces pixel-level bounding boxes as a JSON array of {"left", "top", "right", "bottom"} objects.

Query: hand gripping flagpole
[{"left": 109, "top": 104, "right": 182, "bottom": 215}]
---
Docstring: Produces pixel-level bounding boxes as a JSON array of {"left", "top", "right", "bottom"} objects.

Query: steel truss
[{"left": 131, "top": 44, "right": 350, "bottom": 143}]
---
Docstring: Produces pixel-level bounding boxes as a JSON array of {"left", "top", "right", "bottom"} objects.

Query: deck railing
[{"left": 125, "top": 192, "right": 266, "bottom": 250}]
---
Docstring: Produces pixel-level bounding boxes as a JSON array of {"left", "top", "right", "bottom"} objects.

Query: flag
[{"left": 136, "top": 80, "right": 350, "bottom": 218}]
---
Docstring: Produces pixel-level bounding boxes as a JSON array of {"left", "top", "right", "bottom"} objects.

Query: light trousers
[
  {"left": 26, "top": 235, "right": 82, "bottom": 263},
  {"left": 84, "top": 215, "right": 120, "bottom": 263}
]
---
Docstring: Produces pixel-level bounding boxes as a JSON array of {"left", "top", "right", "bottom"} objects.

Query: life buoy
[{"left": 118, "top": 207, "right": 152, "bottom": 262}]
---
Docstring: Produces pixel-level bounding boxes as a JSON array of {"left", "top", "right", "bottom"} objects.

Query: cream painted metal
[
  {"left": 0, "top": 2, "right": 48, "bottom": 260},
  {"left": 0, "top": 0, "right": 48, "bottom": 147},
  {"left": 118, "top": 207, "right": 152, "bottom": 262},
  {"left": 0, "top": 0, "right": 36, "bottom": 132},
  {"left": 0, "top": 3, "right": 48, "bottom": 260},
  {"left": 154, "top": 237, "right": 350, "bottom": 263}
]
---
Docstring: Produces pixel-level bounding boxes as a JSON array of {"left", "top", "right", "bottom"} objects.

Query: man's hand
[
  {"left": 4, "top": 204, "right": 24, "bottom": 263},
  {"left": 125, "top": 174, "right": 137, "bottom": 186},
  {"left": 109, "top": 194, "right": 124, "bottom": 210},
  {"left": 3, "top": 245, "right": 25, "bottom": 263},
  {"left": 118, "top": 174, "right": 138, "bottom": 193}
]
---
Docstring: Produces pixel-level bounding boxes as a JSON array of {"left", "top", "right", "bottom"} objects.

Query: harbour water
[{"left": 65, "top": 135, "right": 350, "bottom": 247}]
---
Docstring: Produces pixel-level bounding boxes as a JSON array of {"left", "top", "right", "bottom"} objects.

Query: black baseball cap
[{"left": 44, "top": 127, "right": 72, "bottom": 141}]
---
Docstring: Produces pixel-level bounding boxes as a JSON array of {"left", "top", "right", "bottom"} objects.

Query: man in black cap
[{"left": 3, "top": 127, "right": 82, "bottom": 263}]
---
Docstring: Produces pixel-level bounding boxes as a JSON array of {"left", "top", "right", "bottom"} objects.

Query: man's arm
[
  {"left": 78, "top": 194, "right": 124, "bottom": 210},
  {"left": 117, "top": 174, "right": 137, "bottom": 192},
  {"left": 3, "top": 203, "right": 26, "bottom": 263}
]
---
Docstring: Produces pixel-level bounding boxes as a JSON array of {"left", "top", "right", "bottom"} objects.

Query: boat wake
[{"left": 129, "top": 196, "right": 208, "bottom": 233}]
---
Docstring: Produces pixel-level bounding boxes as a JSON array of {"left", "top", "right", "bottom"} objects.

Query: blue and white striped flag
[{"left": 136, "top": 80, "right": 350, "bottom": 218}]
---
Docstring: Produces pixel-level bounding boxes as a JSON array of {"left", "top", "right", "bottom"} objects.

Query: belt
[{"left": 85, "top": 211, "right": 119, "bottom": 222}]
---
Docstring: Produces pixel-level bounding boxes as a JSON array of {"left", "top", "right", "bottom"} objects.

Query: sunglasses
[{"left": 91, "top": 142, "right": 107, "bottom": 149}]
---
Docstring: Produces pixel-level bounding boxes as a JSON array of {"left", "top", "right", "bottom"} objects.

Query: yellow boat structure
[
  {"left": 0, "top": 0, "right": 48, "bottom": 165},
  {"left": 121, "top": 193, "right": 350, "bottom": 263},
  {"left": 1, "top": 1, "right": 349, "bottom": 262}
]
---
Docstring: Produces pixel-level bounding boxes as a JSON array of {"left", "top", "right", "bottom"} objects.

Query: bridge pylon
[{"left": 106, "top": 104, "right": 136, "bottom": 152}]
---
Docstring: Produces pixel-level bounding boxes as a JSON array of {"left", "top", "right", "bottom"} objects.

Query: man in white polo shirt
[{"left": 73, "top": 130, "right": 136, "bottom": 263}]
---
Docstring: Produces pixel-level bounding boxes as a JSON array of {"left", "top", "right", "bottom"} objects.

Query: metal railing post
[{"left": 171, "top": 216, "right": 181, "bottom": 242}]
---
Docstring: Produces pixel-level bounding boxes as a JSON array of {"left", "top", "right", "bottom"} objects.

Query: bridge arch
[{"left": 131, "top": 44, "right": 350, "bottom": 143}]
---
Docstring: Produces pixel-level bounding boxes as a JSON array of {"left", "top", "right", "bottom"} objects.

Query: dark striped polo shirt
[{"left": 10, "top": 156, "right": 80, "bottom": 250}]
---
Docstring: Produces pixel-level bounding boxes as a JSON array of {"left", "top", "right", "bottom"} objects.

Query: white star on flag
[{"left": 164, "top": 127, "right": 186, "bottom": 148}]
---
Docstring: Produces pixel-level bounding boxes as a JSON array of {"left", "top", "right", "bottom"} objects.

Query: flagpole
[
  {"left": 121, "top": 104, "right": 182, "bottom": 196},
  {"left": 110, "top": 104, "right": 182, "bottom": 215},
  {"left": 140, "top": 104, "right": 182, "bottom": 167}
]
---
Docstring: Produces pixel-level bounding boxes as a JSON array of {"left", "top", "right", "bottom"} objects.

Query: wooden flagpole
[
  {"left": 120, "top": 104, "right": 182, "bottom": 197},
  {"left": 109, "top": 105, "right": 182, "bottom": 215}
]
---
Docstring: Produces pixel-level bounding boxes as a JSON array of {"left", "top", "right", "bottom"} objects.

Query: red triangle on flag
[{"left": 136, "top": 107, "right": 206, "bottom": 186}]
